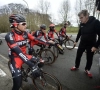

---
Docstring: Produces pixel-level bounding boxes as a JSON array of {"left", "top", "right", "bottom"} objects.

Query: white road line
[
  {"left": 0, "top": 38, "right": 5, "bottom": 39},
  {"left": 0, "top": 69, "right": 6, "bottom": 77},
  {"left": 0, "top": 54, "right": 9, "bottom": 77},
  {"left": 63, "top": 45, "right": 78, "bottom": 49},
  {"left": 0, "top": 54, "right": 9, "bottom": 61}
]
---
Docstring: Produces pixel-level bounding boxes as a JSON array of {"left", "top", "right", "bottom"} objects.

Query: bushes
[{"left": 54, "top": 26, "right": 79, "bottom": 33}]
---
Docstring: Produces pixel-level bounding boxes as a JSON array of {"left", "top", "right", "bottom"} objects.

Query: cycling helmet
[
  {"left": 49, "top": 24, "right": 55, "bottom": 27},
  {"left": 40, "top": 24, "right": 46, "bottom": 30},
  {"left": 9, "top": 14, "right": 26, "bottom": 23}
]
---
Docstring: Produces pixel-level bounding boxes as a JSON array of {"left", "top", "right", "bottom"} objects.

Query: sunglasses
[
  {"left": 19, "top": 22, "right": 27, "bottom": 26},
  {"left": 42, "top": 28, "right": 46, "bottom": 30},
  {"left": 50, "top": 26, "right": 55, "bottom": 28}
]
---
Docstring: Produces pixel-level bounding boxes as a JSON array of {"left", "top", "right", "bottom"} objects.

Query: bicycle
[
  {"left": 62, "top": 35, "right": 75, "bottom": 50},
  {"left": 32, "top": 45, "right": 56, "bottom": 65},
  {"left": 49, "top": 39, "right": 64, "bottom": 58},
  {"left": 8, "top": 60, "right": 62, "bottom": 90}
]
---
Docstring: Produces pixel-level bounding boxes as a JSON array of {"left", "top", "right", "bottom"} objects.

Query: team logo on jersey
[
  {"left": 19, "top": 53, "right": 28, "bottom": 61},
  {"left": 17, "top": 40, "right": 27, "bottom": 46}
]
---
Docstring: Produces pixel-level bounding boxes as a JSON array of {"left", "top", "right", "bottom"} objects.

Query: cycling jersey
[
  {"left": 59, "top": 27, "right": 67, "bottom": 37},
  {"left": 5, "top": 29, "right": 46, "bottom": 69},
  {"left": 47, "top": 29, "right": 58, "bottom": 40},
  {"left": 29, "top": 30, "right": 48, "bottom": 47},
  {"left": 32, "top": 30, "right": 47, "bottom": 40}
]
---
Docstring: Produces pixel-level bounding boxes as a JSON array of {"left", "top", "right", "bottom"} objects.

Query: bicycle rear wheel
[
  {"left": 32, "top": 72, "right": 62, "bottom": 90},
  {"left": 64, "top": 39, "right": 75, "bottom": 50},
  {"left": 39, "top": 49, "right": 55, "bottom": 65}
]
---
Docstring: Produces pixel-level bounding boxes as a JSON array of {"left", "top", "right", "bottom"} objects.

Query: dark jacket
[{"left": 75, "top": 16, "right": 100, "bottom": 48}]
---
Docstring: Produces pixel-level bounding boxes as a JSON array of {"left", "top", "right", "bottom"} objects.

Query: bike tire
[
  {"left": 39, "top": 49, "right": 55, "bottom": 65},
  {"left": 32, "top": 71, "right": 62, "bottom": 90},
  {"left": 64, "top": 39, "right": 75, "bottom": 50},
  {"left": 52, "top": 46, "right": 59, "bottom": 58}
]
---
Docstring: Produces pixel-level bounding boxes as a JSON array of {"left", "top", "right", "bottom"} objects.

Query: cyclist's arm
[
  {"left": 27, "top": 33, "right": 51, "bottom": 45},
  {"left": 54, "top": 30, "right": 59, "bottom": 37},
  {"left": 44, "top": 33, "right": 48, "bottom": 41},
  {"left": 5, "top": 33, "right": 35, "bottom": 68}
]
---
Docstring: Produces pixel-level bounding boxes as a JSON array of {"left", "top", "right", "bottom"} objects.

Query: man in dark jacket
[{"left": 70, "top": 10, "right": 100, "bottom": 78}]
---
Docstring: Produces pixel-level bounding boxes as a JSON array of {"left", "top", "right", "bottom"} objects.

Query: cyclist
[
  {"left": 5, "top": 14, "right": 51, "bottom": 90},
  {"left": 47, "top": 24, "right": 64, "bottom": 54},
  {"left": 47, "top": 24, "right": 58, "bottom": 41},
  {"left": 28, "top": 24, "right": 54, "bottom": 55},
  {"left": 58, "top": 22, "right": 69, "bottom": 46}
]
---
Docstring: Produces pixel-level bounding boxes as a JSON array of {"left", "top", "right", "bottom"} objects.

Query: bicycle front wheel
[
  {"left": 32, "top": 72, "right": 62, "bottom": 90},
  {"left": 39, "top": 49, "right": 55, "bottom": 65},
  {"left": 64, "top": 39, "right": 75, "bottom": 50},
  {"left": 51, "top": 46, "right": 59, "bottom": 58}
]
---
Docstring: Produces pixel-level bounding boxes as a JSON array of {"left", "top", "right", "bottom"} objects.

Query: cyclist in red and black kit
[
  {"left": 47, "top": 24, "right": 58, "bottom": 41},
  {"left": 28, "top": 24, "right": 53, "bottom": 55},
  {"left": 47, "top": 24, "right": 64, "bottom": 54},
  {"left": 5, "top": 14, "right": 51, "bottom": 90},
  {"left": 58, "top": 22, "right": 69, "bottom": 46}
]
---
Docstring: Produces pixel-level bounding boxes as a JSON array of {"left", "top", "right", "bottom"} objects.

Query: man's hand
[
  {"left": 32, "top": 66, "right": 41, "bottom": 78},
  {"left": 74, "top": 42, "right": 77, "bottom": 46},
  {"left": 91, "top": 47, "right": 97, "bottom": 52}
]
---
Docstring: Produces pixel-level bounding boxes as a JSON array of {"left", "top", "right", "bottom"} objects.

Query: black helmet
[
  {"left": 9, "top": 14, "right": 26, "bottom": 23},
  {"left": 40, "top": 24, "right": 46, "bottom": 30}
]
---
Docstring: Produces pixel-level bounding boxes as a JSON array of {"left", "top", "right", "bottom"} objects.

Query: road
[{"left": 0, "top": 33, "right": 100, "bottom": 90}]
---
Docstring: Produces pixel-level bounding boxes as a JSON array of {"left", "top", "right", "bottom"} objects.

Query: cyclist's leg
[
  {"left": 58, "top": 36, "right": 63, "bottom": 46},
  {"left": 12, "top": 75, "right": 22, "bottom": 90},
  {"left": 9, "top": 57, "right": 22, "bottom": 90}
]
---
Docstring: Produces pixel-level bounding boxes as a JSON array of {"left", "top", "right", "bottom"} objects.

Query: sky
[{"left": 0, "top": 0, "right": 77, "bottom": 26}]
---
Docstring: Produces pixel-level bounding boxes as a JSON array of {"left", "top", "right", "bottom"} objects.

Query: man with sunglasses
[
  {"left": 70, "top": 10, "right": 100, "bottom": 78},
  {"left": 5, "top": 14, "right": 50, "bottom": 90}
]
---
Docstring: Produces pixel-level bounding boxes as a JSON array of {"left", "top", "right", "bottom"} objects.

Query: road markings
[
  {"left": 0, "top": 54, "right": 9, "bottom": 77},
  {"left": 63, "top": 45, "right": 78, "bottom": 49},
  {"left": 0, "top": 69, "right": 6, "bottom": 77},
  {"left": 0, "top": 54, "right": 9, "bottom": 61},
  {"left": 0, "top": 38, "right": 5, "bottom": 39}
]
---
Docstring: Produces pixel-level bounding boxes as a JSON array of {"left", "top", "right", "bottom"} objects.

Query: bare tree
[
  {"left": 85, "top": 0, "right": 95, "bottom": 15},
  {"left": 0, "top": 3, "right": 52, "bottom": 32},
  {"left": 74, "top": 0, "right": 86, "bottom": 26},
  {"left": 58, "top": 0, "right": 70, "bottom": 23},
  {"left": 37, "top": 0, "right": 51, "bottom": 25}
]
